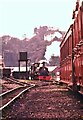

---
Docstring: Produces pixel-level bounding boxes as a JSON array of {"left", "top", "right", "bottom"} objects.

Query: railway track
[
  {"left": 1, "top": 77, "right": 30, "bottom": 94},
  {"left": 0, "top": 79, "right": 64, "bottom": 112},
  {"left": 2, "top": 82, "right": 83, "bottom": 120},
  {"left": 4, "top": 77, "right": 29, "bottom": 86},
  {"left": 0, "top": 84, "right": 35, "bottom": 111}
]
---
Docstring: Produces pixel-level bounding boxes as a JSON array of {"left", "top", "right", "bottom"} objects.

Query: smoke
[{"left": 44, "top": 41, "right": 60, "bottom": 61}]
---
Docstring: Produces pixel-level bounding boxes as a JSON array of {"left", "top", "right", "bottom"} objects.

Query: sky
[{"left": 0, "top": 0, "right": 77, "bottom": 39}]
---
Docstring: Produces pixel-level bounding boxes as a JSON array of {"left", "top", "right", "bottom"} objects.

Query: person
[
  {"left": 30, "top": 63, "right": 39, "bottom": 80},
  {"left": 39, "top": 62, "right": 49, "bottom": 76},
  {"left": 30, "top": 65, "right": 34, "bottom": 80}
]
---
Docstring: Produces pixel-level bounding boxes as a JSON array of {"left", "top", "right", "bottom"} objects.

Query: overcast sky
[{"left": 0, "top": 0, "right": 77, "bottom": 39}]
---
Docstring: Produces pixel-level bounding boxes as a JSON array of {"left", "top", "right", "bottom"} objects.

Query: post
[{"left": 71, "top": 25, "right": 78, "bottom": 92}]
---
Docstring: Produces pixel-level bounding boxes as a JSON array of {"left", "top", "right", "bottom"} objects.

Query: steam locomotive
[
  {"left": 60, "top": 1, "right": 83, "bottom": 93},
  {"left": 30, "top": 62, "right": 51, "bottom": 81}
]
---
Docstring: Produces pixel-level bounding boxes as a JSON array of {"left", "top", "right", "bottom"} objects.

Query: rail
[{"left": 0, "top": 84, "right": 35, "bottom": 111}]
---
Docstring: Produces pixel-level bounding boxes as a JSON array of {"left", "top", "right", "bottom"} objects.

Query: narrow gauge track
[
  {"left": 0, "top": 84, "right": 35, "bottom": 111},
  {"left": 4, "top": 77, "right": 29, "bottom": 86},
  {"left": 2, "top": 82, "right": 83, "bottom": 120},
  {"left": 2, "top": 77, "right": 30, "bottom": 93}
]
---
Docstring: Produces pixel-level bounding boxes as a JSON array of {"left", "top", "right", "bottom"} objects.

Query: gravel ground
[{"left": 2, "top": 83, "right": 83, "bottom": 120}]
